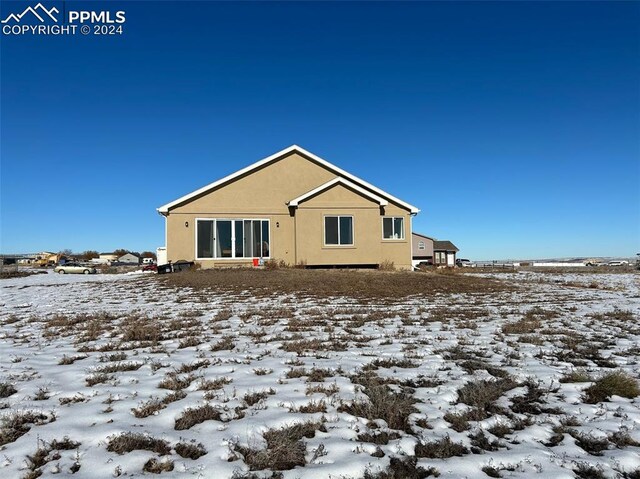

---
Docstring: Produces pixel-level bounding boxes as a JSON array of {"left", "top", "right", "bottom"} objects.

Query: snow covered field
[{"left": 1, "top": 270, "right": 639, "bottom": 478}]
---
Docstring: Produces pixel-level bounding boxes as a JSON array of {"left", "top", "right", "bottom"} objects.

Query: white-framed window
[
  {"left": 418, "top": 241, "right": 425, "bottom": 250},
  {"left": 435, "top": 251, "right": 446, "bottom": 264},
  {"left": 382, "top": 217, "right": 404, "bottom": 239},
  {"left": 196, "top": 219, "right": 270, "bottom": 259},
  {"left": 324, "top": 215, "right": 354, "bottom": 246}
]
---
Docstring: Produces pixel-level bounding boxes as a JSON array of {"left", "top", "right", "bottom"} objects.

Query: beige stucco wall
[{"left": 163, "top": 152, "right": 413, "bottom": 270}]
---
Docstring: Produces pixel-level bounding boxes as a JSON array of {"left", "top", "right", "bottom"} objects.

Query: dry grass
[
  {"left": 158, "top": 372, "right": 196, "bottom": 390},
  {"left": 158, "top": 268, "right": 510, "bottom": 300},
  {"left": 132, "top": 391, "right": 187, "bottom": 418},
  {"left": 339, "top": 374, "right": 418, "bottom": 432},
  {"left": 23, "top": 437, "right": 81, "bottom": 478},
  {"left": 106, "top": 432, "right": 171, "bottom": 455},
  {"left": 143, "top": 458, "right": 174, "bottom": 473},
  {"left": 364, "top": 456, "right": 440, "bottom": 478},
  {"left": 174, "top": 404, "right": 222, "bottom": 430},
  {"left": 121, "top": 317, "right": 162, "bottom": 343},
  {"left": 175, "top": 441, "right": 207, "bottom": 459},
  {"left": 0, "top": 382, "right": 17, "bottom": 398},
  {"left": 583, "top": 371, "right": 640, "bottom": 403},
  {"left": 234, "top": 421, "right": 323, "bottom": 471},
  {"left": 414, "top": 435, "right": 469, "bottom": 458},
  {"left": 357, "top": 430, "right": 401, "bottom": 445},
  {"left": 211, "top": 336, "right": 235, "bottom": 351},
  {"left": 0, "top": 411, "right": 55, "bottom": 446},
  {"left": 244, "top": 389, "right": 276, "bottom": 407},
  {"left": 456, "top": 378, "right": 517, "bottom": 410}
]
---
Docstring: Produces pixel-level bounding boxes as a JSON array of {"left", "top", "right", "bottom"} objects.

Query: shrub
[
  {"left": 573, "top": 462, "right": 606, "bottom": 479},
  {"left": 211, "top": 336, "right": 235, "bottom": 351},
  {"left": 1, "top": 411, "right": 52, "bottom": 446},
  {"left": 559, "top": 369, "right": 592, "bottom": 383},
  {"left": 174, "top": 404, "right": 222, "bottom": 430},
  {"left": 131, "top": 390, "right": 187, "bottom": 418},
  {"left": 357, "top": 430, "right": 401, "bottom": 445},
  {"left": 469, "top": 430, "right": 503, "bottom": 452},
  {"left": 106, "top": 432, "right": 171, "bottom": 455},
  {"left": 364, "top": 456, "right": 439, "bottom": 478},
  {"left": 414, "top": 435, "right": 469, "bottom": 458},
  {"left": 583, "top": 371, "right": 640, "bottom": 403},
  {"left": 235, "top": 421, "right": 323, "bottom": 471},
  {"left": 378, "top": 260, "right": 396, "bottom": 271},
  {"left": 339, "top": 374, "right": 418, "bottom": 432},
  {"left": 175, "top": 441, "right": 207, "bottom": 459},
  {"left": 143, "top": 458, "right": 174, "bottom": 473},
  {"left": 244, "top": 389, "right": 276, "bottom": 407},
  {"left": 0, "top": 382, "right": 17, "bottom": 398},
  {"left": 456, "top": 378, "right": 516, "bottom": 410},
  {"left": 571, "top": 432, "right": 610, "bottom": 456}
]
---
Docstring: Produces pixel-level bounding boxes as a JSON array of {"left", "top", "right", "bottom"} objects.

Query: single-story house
[
  {"left": 157, "top": 145, "right": 420, "bottom": 270},
  {"left": 434, "top": 240, "right": 459, "bottom": 266},
  {"left": 412, "top": 233, "right": 459, "bottom": 267},
  {"left": 118, "top": 253, "right": 140, "bottom": 264},
  {"left": 99, "top": 252, "right": 119, "bottom": 262}
]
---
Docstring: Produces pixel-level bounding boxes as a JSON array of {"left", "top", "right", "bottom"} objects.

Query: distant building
[
  {"left": 411, "top": 233, "right": 459, "bottom": 267},
  {"left": 118, "top": 253, "right": 140, "bottom": 264},
  {"left": 99, "top": 252, "right": 119, "bottom": 262}
]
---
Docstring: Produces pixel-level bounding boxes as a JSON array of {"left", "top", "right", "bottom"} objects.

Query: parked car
[
  {"left": 142, "top": 263, "right": 157, "bottom": 272},
  {"left": 54, "top": 263, "right": 97, "bottom": 274},
  {"left": 607, "top": 260, "right": 629, "bottom": 267},
  {"left": 456, "top": 258, "right": 475, "bottom": 268}
]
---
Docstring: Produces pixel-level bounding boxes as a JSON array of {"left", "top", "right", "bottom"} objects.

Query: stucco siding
[{"left": 163, "top": 151, "right": 414, "bottom": 270}]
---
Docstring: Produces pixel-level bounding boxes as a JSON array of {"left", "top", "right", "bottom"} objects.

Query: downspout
[{"left": 293, "top": 209, "right": 298, "bottom": 266}]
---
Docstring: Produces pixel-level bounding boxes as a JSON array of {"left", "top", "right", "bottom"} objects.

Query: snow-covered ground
[{"left": 1, "top": 270, "right": 639, "bottom": 478}]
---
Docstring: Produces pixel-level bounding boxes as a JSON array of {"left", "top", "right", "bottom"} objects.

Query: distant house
[
  {"left": 99, "top": 252, "right": 119, "bottom": 262},
  {"left": 157, "top": 145, "right": 420, "bottom": 270},
  {"left": 118, "top": 253, "right": 140, "bottom": 264},
  {"left": 412, "top": 232, "right": 435, "bottom": 267},
  {"left": 433, "top": 240, "right": 459, "bottom": 266},
  {"left": 411, "top": 233, "right": 459, "bottom": 267}
]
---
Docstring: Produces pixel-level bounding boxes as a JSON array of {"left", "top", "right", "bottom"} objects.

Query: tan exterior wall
[{"left": 164, "top": 152, "right": 413, "bottom": 270}]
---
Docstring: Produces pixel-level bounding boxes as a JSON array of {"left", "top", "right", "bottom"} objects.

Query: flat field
[{"left": 1, "top": 269, "right": 638, "bottom": 478}]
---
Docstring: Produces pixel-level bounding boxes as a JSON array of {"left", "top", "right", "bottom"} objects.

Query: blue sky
[{"left": 1, "top": 1, "right": 638, "bottom": 259}]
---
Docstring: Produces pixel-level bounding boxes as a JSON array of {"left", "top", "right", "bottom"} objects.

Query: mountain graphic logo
[{"left": 1, "top": 3, "right": 59, "bottom": 23}]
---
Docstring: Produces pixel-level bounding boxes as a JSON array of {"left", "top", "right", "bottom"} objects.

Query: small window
[
  {"left": 325, "top": 216, "right": 353, "bottom": 246},
  {"left": 382, "top": 217, "right": 404, "bottom": 239},
  {"left": 418, "top": 241, "right": 425, "bottom": 250}
]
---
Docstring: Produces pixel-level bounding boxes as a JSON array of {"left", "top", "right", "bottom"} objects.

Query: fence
[{"left": 473, "top": 262, "right": 518, "bottom": 270}]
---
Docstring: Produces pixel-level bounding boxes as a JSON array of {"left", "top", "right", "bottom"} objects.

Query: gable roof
[
  {"left": 412, "top": 232, "right": 435, "bottom": 242},
  {"left": 433, "top": 240, "right": 459, "bottom": 252},
  {"left": 157, "top": 145, "right": 419, "bottom": 215},
  {"left": 288, "top": 177, "right": 388, "bottom": 208}
]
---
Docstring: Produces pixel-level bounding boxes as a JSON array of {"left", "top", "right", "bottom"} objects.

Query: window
[
  {"left": 324, "top": 216, "right": 353, "bottom": 246},
  {"left": 196, "top": 219, "right": 270, "bottom": 259},
  {"left": 382, "top": 217, "right": 404, "bottom": 239},
  {"left": 418, "top": 241, "right": 425, "bottom": 250},
  {"left": 435, "top": 252, "right": 446, "bottom": 264}
]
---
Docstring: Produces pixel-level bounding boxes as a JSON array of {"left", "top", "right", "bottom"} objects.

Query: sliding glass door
[
  {"left": 215, "top": 220, "right": 232, "bottom": 258},
  {"left": 196, "top": 219, "right": 270, "bottom": 260}
]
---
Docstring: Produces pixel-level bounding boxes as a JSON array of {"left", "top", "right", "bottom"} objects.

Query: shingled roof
[{"left": 433, "top": 240, "right": 459, "bottom": 252}]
